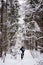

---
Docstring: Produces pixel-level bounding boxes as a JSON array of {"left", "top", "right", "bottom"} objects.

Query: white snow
[
  {"left": 18, "top": 0, "right": 26, "bottom": 5},
  {"left": 4, "top": 0, "right": 6, "bottom": 2},
  {"left": 0, "top": 1, "right": 1, "bottom": 8},
  {"left": 0, "top": 50, "right": 37, "bottom": 65},
  {"left": 31, "top": 49, "right": 43, "bottom": 65},
  {"left": 37, "top": 36, "right": 43, "bottom": 40},
  {"left": 31, "top": 20, "right": 40, "bottom": 32}
]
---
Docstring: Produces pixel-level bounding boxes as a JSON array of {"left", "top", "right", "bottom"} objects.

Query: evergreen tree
[{"left": 7, "top": 0, "right": 19, "bottom": 51}]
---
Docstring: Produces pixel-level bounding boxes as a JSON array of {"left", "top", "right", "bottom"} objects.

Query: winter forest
[{"left": 0, "top": 0, "right": 43, "bottom": 65}]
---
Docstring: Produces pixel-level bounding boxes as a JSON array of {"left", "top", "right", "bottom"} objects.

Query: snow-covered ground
[
  {"left": 0, "top": 49, "right": 43, "bottom": 65},
  {"left": 31, "top": 49, "right": 43, "bottom": 65},
  {"left": 0, "top": 50, "right": 37, "bottom": 65}
]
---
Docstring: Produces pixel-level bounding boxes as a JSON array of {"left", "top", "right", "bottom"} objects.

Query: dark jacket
[{"left": 20, "top": 47, "right": 25, "bottom": 53}]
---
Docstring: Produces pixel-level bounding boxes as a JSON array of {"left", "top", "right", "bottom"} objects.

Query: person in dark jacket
[{"left": 20, "top": 46, "right": 25, "bottom": 59}]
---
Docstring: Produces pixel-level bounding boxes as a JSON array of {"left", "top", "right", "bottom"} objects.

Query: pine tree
[
  {"left": 0, "top": 0, "right": 8, "bottom": 57},
  {"left": 24, "top": 0, "right": 43, "bottom": 50},
  {"left": 0, "top": 0, "right": 19, "bottom": 55},
  {"left": 7, "top": 0, "right": 19, "bottom": 52}
]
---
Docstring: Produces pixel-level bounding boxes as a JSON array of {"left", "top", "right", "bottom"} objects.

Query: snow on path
[
  {"left": 0, "top": 50, "right": 37, "bottom": 65},
  {"left": 22, "top": 50, "right": 36, "bottom": 65}
]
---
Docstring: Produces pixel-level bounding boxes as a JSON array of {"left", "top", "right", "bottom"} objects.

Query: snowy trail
[
  {"left": 0, "top": 50, "right": 37, "bottom": 65},
  {"left": 22, "top": 50, "right": 36, "bottom": 65}
]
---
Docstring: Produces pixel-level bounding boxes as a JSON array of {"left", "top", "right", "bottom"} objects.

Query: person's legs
[
  {"left": 0, "top": 47, "right": 2, "bottom": 57},
  {"left": 21, "top": 53, "right": 24, "bottom": 59}
]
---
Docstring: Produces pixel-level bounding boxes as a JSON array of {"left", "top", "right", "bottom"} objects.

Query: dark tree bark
[{"left": 0, "top": 0, "right": 4, "bottom": 57}]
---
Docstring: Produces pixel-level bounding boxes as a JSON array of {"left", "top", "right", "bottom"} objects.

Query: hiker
[
  {"left": 20, "top": 46, "right": 25, "bottom": 59},
  {"left": 2, "top": 51, "right": 6, "bottom": 62}
]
